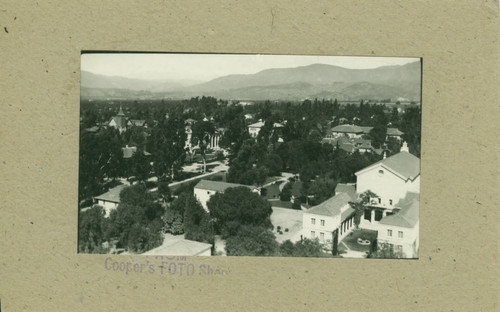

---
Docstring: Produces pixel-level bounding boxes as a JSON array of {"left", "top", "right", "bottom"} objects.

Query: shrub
[
  {"left": 277, "top": 226, "right": 281, "bottom": 231},
  {"left": 285, "top": 228, "right": 289, "bottom": 232}
]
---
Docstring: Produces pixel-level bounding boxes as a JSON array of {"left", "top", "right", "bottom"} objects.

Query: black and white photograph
[{"left": 78, "top": 53, "right": 422, "bottom": 258}]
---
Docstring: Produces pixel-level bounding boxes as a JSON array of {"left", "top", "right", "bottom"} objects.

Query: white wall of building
[
  {"left": 194, "top": 188, "right": 217, "bottom": 212},
  {"left": 96, "top": 200, "right": 119, "bottom": 218},
  {"left": 356, "top": 165, "right": 417, "bottom": 208},
  {"left": 376, "top": 222, "right": 419, "bottom": 258},
  {"left": 302, "top": 213, "right": 339, "bottom": 244}
]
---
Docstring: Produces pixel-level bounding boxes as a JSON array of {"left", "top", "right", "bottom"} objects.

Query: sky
[{"left": 81, "top": 53, "right": 420, "bottom": 82}]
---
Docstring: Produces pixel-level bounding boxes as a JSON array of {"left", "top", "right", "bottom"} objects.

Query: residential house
[
  {"left": 329, "top": 124, "right": 364, "bottom": 139},
  {"left": 248, "top": 121, "right": 265, "bottom": 138},
  {"left": 93, "top": 184, "right": 128, "bottom": 217},
  {"left": 194, "top": 180, "right": 258, "bottom": 212},
  {"left": 386, "top": 128, "right": 404, "bottom": 141},
  {"left": 108, "top": 106, "right": 127, "bottom": 133}
]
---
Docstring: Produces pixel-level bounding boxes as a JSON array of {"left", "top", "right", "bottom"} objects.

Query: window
[
  {"left": 320, "top": 232, "right": 325, "bottom": 242},
  {"left": 311, "top": 231, "right": 315, "bottom": 238},
  {"left": 320, "top": 219, "right": 325, "bottom": 226},
  {"left": 398, "top": 231, "right": 403, "bottom": 238},
  {"left": 378, "top": 198, "right": 381, "bottom": 204},
  {"left": 387, "top": 229, "right": 392, "bottom": 237},
  {"left": 389, "top": 199, "right": 393, "bottom": 205},
  {"left": 378, "top": 169, "right": 384, "bottom": 176},
  {"left": 397, "top": 245, "right": 403, "bottom": 254},
  {"left": 311, "top": 218, "right": 316, "bottom": 225},
  {"left": 207, "top": 191, "right": 210, "bottom": 195}
]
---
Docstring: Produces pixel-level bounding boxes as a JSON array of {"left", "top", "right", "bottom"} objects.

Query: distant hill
[{"left": 80, "top": 61, "right": 421, "bottom": 101}]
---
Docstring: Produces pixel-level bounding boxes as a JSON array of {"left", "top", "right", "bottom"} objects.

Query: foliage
[
  {"left": 78, "top": 205, "right": 109, "bottom": 253},
  {"left": 225, "top": 225, "right": 278, "bottom": 256},
  {"left": 183, "top": 193, "right": 214, "bottom": 244},
  {"left": 368, "top": 242, "right": 403, "bottom": 259},
  {"left": 278, "top": 238, "right": 324, "bottom": 257},
  {"left": 191, "top": 120, "right": 216, "bottom": 173},
  {"left": 107, "top": 184, "right": 165, "bottom": 253},
  {"left": 207, "top": 187, "right": 273, "bottom": 238},
  {"left": 349, "top": 190, "right": 378, "bottom": 228},
  {"left": 280, "top": 182, "right": 292, "bottom": 201}
]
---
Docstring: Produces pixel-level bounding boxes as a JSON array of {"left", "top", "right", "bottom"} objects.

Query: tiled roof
[
  {"left": 356, "top": 151, "right": 420, "bottom": 181},
  {"left": 194, "top": 180, "right": 255, "bottom": 193},
  {"left": 94, "top": 184, "right": 128, "bottom": 203},
  {"left": 379, "top": 192, "right": 419, "bottom": 228},
  {"left": 331, "top": 124, "right": 364, "bottom": 133},
  {"left": 110, "top": 116, "right": 127, "bottom": 129},
  {"left": 306, "top": 193, "right": 351, "bottom": 217},
  {"left": 143, "top": 239, "right": 212, "bottom": 256}
]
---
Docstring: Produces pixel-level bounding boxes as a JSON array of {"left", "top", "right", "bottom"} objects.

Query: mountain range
[{"left": 81, "top": 61, "right": 421, "bottom": 102}]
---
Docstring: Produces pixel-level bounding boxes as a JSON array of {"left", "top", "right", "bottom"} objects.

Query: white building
[
  {"left": 248, "top": 121, "right": 265, "bottom": 138},
  {"left": 93, "top": 184, "right": 128, "bottom": 217},
  {"left": 376, "top": 192, "right": 419, "bottom": 258},
  {"left": 302, "top": 184, "right": 357, "bottom": 245},
  {"left": 194, "top": 180, "right": 258, "bottom": 212}
]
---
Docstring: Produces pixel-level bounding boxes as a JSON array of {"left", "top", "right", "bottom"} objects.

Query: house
[
  {"left": 93, "top": 184, "right": 128, "bottom": 217},
  {"left": 194, "top": 180, "right": 258, "bottom": 212},
  {"left": 302, "top": 190, "right": 356, "bottom": 246},
  {"left": 108, "top": 106, "right": 127, "bottom": 133},
  {"left": 386, "top": 128, "right": 404, "bottom": 141},
  {"left": 143, "top": 238, "right": 212, "bottom": 256},
  {"left": 248, "top": 121, "right": 265, "bottom": 138},
  {"left": 376, "top": 192, "right": 419, "bottom": 258},
  {"left": 329, "top": 124, "right": 364, "bottom": 139},
  {"left": 127, "top": 119, "right": 148, "bottom": 128},
  {"left": 122, "top": 145, "right": 151, "bottom": 159}
]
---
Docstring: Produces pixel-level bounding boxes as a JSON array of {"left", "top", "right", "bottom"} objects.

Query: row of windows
[
  {"left": 311, "top": 231, "right": 325, "bottom": 242},
  {"left": 387, "top": 229, "right": 404, "bottom": 238},
  {"left": 311, "top": 218, "right": 325, "bottom": 226}
]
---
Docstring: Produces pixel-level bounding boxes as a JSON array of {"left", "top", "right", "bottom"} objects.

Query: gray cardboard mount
[{"left": 1, "top": 1, "right": 499, "bottom": 311}]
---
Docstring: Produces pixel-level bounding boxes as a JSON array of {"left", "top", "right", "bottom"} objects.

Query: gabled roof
[
  {"left": 110, "top": 116, "right": 127, "bottom": 129},
  {"left": 379, "top": 192, "right": 419, "bottom": 228},
  {"left": 387, "top": 128, "right": 404, "bottom": 136},
  {"left": 331, "top": 124, "right": 363, "bottom": 134},
  {"left": 360, "top": 126, "right": 373, "bottom": 134},
  {"left": 143, "top": 239, "right": 212, "bottom": 256},
  {"left": 335, "top": 184, "right": 357, "bottom": 200},
  {"left": 305, "top": 193, "right": 351, "bottom": 217},
  {"left": 128, "top": 119, "right": 146, "bottom": 127},
  {"left": 194, "top": 180, "right": 255, "bottom": 193},
  {"left": 94, "top": 184, "right": 128, "bottom": 203},
  {"left": 355, "top": 151, "right": 420, "bottom": 181},
  {"left": 248, "top": 121, "right": 265, "bottom": 128}
]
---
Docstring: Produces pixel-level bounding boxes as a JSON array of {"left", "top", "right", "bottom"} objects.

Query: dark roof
[
  {"left": 194, "top": 180, "right": 255, "bottom": 193},
  {"left": 356, "top": 151, "right": 420, "bottom": 181},
  {"left": 331, "top": 124, "right": 363, "bottom": 134},
  {"left": 335, "top": 184, "right": 357, "bottom": 200},
  {"left": 306, "top": 193, "right": 351, "bottom": 217},
  {"left": 379, "top": 192, "right": 419, "bottom": 228},
  {"left": 94, "top": 184, "right": 128, "bottom": 203}
]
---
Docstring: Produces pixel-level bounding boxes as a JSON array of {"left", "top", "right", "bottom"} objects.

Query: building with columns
[{"left": 302, "top": 184, "right": 357, "bottom": 246}]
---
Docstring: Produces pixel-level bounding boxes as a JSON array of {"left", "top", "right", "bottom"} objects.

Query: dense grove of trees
[
  {"left": 78, "top": 184, "right": 165, "bottom": 253},
  {"left": 79, "top": 95, "right": 421, "bottom": 256}
]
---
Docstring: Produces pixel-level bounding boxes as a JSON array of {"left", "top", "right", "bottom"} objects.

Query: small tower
[
  {"left": 117, "top": 105, "right": 125, "bottom": 116},
  {"left": 401, "top": 141, "right": 409, "bottom": 152}
]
